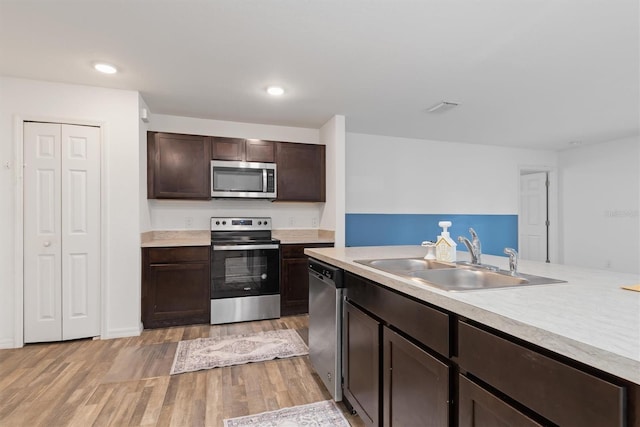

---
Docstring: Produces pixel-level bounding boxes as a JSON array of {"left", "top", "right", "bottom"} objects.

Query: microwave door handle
[
  {"left": 263, "top": 168, "right": 267, "bottom": 192},
  {"left": 213, "top": 244, "right": 279, "bottom": 251}
]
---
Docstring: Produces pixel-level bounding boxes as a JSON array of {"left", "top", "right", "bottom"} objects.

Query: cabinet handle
[{"left": 43, "top": 241, "right": 51, "bottom": 247}]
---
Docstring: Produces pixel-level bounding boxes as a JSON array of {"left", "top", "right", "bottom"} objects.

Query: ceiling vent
[{"left": 426, "top": 101, "right": 459, "bottom": 113}]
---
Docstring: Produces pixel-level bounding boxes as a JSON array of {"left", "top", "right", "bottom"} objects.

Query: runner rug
[
  {"left": 170, "top": 329, "right": 308, "bottom": 375},
  {"left": 223, "top": 400, "right": 350, "bottom": 427}
]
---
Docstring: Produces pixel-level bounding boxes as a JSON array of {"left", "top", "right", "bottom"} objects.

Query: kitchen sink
[
  {"left": 355, "top": 258, "right": 455, "bottom": 273},
  {"left": 355, "top": 257, "right": 566, "bottom": 291}
]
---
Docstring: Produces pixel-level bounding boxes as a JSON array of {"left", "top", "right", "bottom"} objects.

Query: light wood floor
[{"left": 0, "top": 315, "right": 364, "bottom": 427}]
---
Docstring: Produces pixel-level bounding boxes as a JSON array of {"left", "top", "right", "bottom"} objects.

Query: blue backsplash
[{"left": 345, "top": 214, "right": 518, "bottom": 256}]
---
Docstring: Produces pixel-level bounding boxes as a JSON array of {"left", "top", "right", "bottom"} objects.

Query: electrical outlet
[
  {"left": 605, "top": 260, "right": 611, "bottom": 269},
  {"left": 288, "top": 217, "right": 295, "bottom": 227},
  {"left": 311, "top": 217, "right": 318, "bottom": 228},
  {"left": 185, "top": 217, "right": 193, "bottom": 228}
]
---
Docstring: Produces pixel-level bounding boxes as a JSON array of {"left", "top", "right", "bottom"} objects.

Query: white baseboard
[
  {"left": 103, "top": 324, "right": 143, "bottom": 340},
  {"left": 0, "top": 337, "right": 17, "bottom": 349}
]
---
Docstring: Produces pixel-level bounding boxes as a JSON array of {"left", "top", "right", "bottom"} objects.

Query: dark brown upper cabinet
[
  {"left": 147, "top": 132, "right": 211, "bottom": 199},
  {"left": 211, "top": 137, "right": 275, "bottom": 163},
  {"left": 275, "top": 142, "right": 326, "bottom": 202}
]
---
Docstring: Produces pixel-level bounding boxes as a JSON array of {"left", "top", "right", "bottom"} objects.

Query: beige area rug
[
  {"left": 223, "top": 400, "right": 350, "bottom": 427},
  {"left": 170, "top": 329, "right": 308, "bottom": 375}
]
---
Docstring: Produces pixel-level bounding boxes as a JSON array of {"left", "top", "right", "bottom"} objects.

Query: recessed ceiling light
[
  {"left": 426, "top": 101, "right": 459, "bottom": 113},
  {"left": 266, "top": 86, "right": 284, "bottom": 96},
  {"left": 569, "top": 140, "right": 583, "bottom": 146},
  {"left": 94, "top": 63, "right": 118, "bottom": 74}
]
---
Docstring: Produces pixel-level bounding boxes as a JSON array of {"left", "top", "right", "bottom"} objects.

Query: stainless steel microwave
[{"left": 210, "top": 160, "right": 277, "bottom": 199}]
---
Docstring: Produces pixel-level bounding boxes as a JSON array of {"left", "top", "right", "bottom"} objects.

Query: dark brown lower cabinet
[
  {"left": 458, "top": 375, "right": 543, "bottom": 427},
  {"left": 343, "top": 301, "right": 380, "bottom": 427},
  {"left": 280, "top": 243, "right": 333, "bottom": 315},
  {"left": 458, "top": 321, "right": 625, "bottom": 427},
  {"left": 142, "top": 246, "right": 210, "bottom": 329},
  {"left": 383, "top": 327, "right": 450, "bottom": 427}
]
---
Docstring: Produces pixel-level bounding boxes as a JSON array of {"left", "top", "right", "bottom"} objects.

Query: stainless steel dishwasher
[{"left": 308, "top": 258, "right": 344, "bottom": 401}]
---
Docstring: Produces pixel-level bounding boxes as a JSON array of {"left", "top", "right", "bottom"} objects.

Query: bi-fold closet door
[{"left": 23, "top": 122, "right": 101, "bottom": 343}]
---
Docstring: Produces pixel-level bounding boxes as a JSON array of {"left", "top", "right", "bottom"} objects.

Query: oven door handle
[{"left": 213, "top": 244, "right": 279, "bottom": 251}]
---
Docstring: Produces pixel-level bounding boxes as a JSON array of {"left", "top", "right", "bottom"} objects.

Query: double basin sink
[{"left": 355, "top": 258, "right": 566, "bottom": 292}]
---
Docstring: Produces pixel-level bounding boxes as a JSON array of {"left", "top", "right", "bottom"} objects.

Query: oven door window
[{"left": 211, "top": 248, "right": 279, "bottom": 298}]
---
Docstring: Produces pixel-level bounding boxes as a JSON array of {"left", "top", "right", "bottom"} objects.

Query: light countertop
[
  {"left": 304, "top": 245, "right": 640, "bottom": 385},
  {"left": 140, "top": 229, "right": 335, "bottom": 247},
  {"left": 141, "top": 230, "right": 210, "bottom": 247},
  {"left": 272, "top": 229, "right": 334, "bottom": 245}
]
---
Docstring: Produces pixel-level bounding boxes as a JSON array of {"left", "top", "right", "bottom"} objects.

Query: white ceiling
[{"left": 1, "top": 0, "right": 638, "bottom": 150}]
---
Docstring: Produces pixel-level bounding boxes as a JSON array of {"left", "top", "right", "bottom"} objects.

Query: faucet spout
[
  {"left": 457, "top": 228, "right": 482, "bottom": 265},
  {"left": 457, "top": 236, "right": 477, "bottom": 263}
]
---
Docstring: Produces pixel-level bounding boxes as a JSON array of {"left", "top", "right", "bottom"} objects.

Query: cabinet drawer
[
  {"left": 458, "top": 321, "right": 625, "bottom": 427},
  {"left": 345, "top": 272, "right": 449, "bottom": 357},
  {"left": 146, "top": 246, "right": 210, "bottom": 264}
]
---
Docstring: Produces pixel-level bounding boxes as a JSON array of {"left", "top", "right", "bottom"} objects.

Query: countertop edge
[{"left": 305, "top": 247, "right": 640, "bottom": 385}]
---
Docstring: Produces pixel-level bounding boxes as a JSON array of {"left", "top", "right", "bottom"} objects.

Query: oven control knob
[
  {"left": 261, "top": 273, "right": 267, "bottom": 280},
  {"left": 222, "top": 221, "right": 227, "bottom": 225},
  {"left": 258, "top": 221, "right": 262, "bottom": 225},
  {"left": 215, "top": 221, "right": 220, "bottom": 225},
  {"left": 264, "top": 220, "right": 268, "bottom": 225}
]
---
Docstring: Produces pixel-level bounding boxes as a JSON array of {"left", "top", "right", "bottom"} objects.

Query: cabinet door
[
  {"left": 281, "top": 257, "right": 310, "bottom": 316},
  {"left": 459, "top": 375, "right": 543, "bottom": 427},
  {"left": 142, "top": 248, "right": 210, "bottom": 329},
  {"left": 383, "top": 327, "right": 449, "bottom": 427},
  {"left": 245, "top": 139, "right": 275, "bottom": 162},
  {"left": 343, "top": 301, "right": 380, "bottom": 427},
  {"left": 275, "top": 142, "right": 325, "bottom": 202},
  {"left": 211, "top": 137, "right": 245, "bottom": 160},
  {"left": 148, "top": 132, "right": 211, "bottom": 199}
]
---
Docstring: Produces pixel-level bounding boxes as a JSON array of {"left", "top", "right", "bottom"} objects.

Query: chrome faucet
[
  {"left": 504, "top": 247, "right": 519, "bottom": 276},
  {"left": 457, "top": 228, "right": 482, "bottom": 265}
]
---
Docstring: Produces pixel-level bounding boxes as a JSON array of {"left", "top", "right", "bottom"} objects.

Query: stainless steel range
[{"left": 210, "top": 217, "right": 280, "bottom": 324}]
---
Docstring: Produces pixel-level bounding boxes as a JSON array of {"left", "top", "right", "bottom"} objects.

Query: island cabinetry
[
  {"left": 383, "top": 327, "right": 450, "bottom": 426},
  {"left": 344, "top": 272, "right": 451, "bottom": 426},
  {"left": 211, "top": 137, "right": 275, "bottom": 163},
  {"left": 458, "top": 320, "right": 625, "bottom": 427},
  {"left": 147, "top": 132, "right": 212, "bottom": 199},
  {"left": 280, "top": 242, "right": 333, "bottom": 315},
  {"left": 275, "top": 142, "right": 325, "bottom": 202},
  {"left": 343, "top": 300, "right": 380, "bottom": 427},
  {"left": 142, "top": 246, "right": 210, "bottom": 329},
  {"left": 458, "top": 375, "right": 543, "bottom": 427}
]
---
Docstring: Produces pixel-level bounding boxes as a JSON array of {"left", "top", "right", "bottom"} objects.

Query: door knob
[{"left": 43, "top": 241, "right": 51, "bottom": 247}]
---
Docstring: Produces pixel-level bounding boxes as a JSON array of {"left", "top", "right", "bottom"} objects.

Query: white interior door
[
  {"left": 61, "top": 124, "right": 101, "bottom": 340},
  {"left": 519, "top": 172, "right": 548, "bottom": 262},
  {"left": 24, "top": 123, "right": 63, "bottom": 342},
  {"left": 24, "top": 122, "right": 101, "bottom": 343}
]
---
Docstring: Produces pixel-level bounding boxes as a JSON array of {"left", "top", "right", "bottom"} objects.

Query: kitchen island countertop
[{"left": 305, "top": 245, "right": 640, "bottom": 385}]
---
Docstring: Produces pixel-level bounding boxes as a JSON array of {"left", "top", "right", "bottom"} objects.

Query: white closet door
[
  {"left": 519, "top": 172, "right": 548, "bottom": 262},
  {"left": 24, "top": 122, "right": 101, "bottom": 343},
  {"left": 61, "top": 124, "right": 101, "bottom": 340},
  {"left": 24, "top": 122, "right": 63, "bottom": 342}
]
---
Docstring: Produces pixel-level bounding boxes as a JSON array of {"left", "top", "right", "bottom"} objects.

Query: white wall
[
  {"left": 558, "top": 136, "right": 640, "bottom": 273},
  {"left": 139, "top": 96, "right": 152, "bottom": 232},
  {"left": 0, "top": 77, "right": 142, "bottom": 347},
  {"left": 146, "top": 114, "right": 325, "bottom": 230},
  {"left": 346, "top": 133, "right": 558, "bottom": 214},
  {"left": 320, "top": 115, "right": 346, "bottom": 246}
]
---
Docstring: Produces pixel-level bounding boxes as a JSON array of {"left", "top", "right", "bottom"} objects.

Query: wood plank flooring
[{"left": 0, "top": 315, "right": 364, "bottom": 426}]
